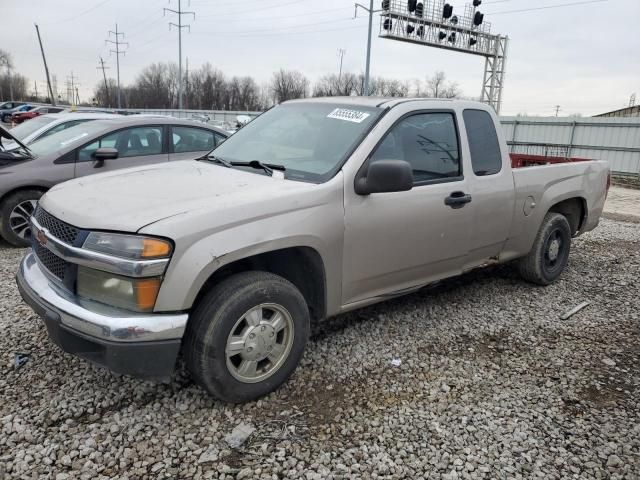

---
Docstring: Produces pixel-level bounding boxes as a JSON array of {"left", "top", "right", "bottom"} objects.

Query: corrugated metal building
[
  {"left": 594, "top": 105, "right": 640, "bottom": 118},
  {"left": 500, "top": 116, "right": 640, "bottom": 176}
]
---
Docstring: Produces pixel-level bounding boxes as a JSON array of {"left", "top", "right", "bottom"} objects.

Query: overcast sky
[{"left": 3, "top": 0, "right": 639, "bottom": 116}]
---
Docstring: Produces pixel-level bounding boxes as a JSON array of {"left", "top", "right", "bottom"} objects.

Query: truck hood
[{"left": 40, "top": 160, "right": 316, "bottom": 232}]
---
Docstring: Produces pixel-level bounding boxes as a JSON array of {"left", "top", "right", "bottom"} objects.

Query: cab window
[
  {"left": 463, "top": 109, "right": 502, "bottom": 176},
  {"left": 370, "top": 112, "right": 461, "bottom": 184}
]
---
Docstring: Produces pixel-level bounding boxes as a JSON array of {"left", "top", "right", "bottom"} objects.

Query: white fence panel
[{"left": 500, "top": 116, "right": 640, "bottom": 175}]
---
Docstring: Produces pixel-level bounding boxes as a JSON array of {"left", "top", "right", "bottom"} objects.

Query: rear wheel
[
  {"left": 518, "top": 212, "right": 572, "bottom": 285},
  {"left": 0, "top": 190, "right": 44, "bottom": 247},
  {"left": 184, "top": 271, "right": 310, "bottom": 403}
]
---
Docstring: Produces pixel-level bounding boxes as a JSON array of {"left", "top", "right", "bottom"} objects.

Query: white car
[{"left": 3, "top": 112, "right": 121, "bottom": 150}]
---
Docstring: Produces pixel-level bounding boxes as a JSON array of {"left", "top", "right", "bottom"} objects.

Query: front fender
[{"left": 147, "top": 182, "right": 345, "bottom": 314}]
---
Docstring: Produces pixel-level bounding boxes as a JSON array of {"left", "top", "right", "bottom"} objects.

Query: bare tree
[
  {"left": 423, "top": 71, "right": 461, "bottom": 99},
  {"left": 270, "top": 69, "right": 308, "bottom": 103},
  {"left": 93, "top": 78, "right": 118, "bottom": 107},
  {"left": 313, "top": 72, "right": 358, "bottom": 97}
]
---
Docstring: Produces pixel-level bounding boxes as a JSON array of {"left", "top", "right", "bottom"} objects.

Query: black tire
[
  {"left": 0, "top": 189, "right": 44, "bottom": 247},
  {"left": 184, "top": 271, "right": 310, "bottom": 403},
  {"left": 518, "top": 212, "right": 572, "bottom": 285}
]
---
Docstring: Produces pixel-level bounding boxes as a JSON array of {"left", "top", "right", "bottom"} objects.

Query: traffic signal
[
  {"left": 443, "top": 3, "right": 453, "bottom": 18},
  {"left": 473, "top": 11, "right": 484, "bottom": 26}
]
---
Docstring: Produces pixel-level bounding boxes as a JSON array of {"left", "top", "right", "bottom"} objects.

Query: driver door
[
  {"left": 74, "top": 126, "right": 168, "bottom": 177},
  {"left": 342, "top": 111, "right": 472, "bottom": 305}
]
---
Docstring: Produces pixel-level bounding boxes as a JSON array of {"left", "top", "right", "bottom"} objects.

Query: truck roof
[{"left": 286, "top": 96, "right": 489, "bottom": 111}]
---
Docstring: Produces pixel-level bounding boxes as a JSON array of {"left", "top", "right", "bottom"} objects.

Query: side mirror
[
  {"left": 354, "top": 159, "right": 414, "bottom": 195},
  {"left": 92, "top": 147, "right": 118, "bottom": 168},
  {"left": 93, "top": 147, "right": 119, "bottom": 160}
]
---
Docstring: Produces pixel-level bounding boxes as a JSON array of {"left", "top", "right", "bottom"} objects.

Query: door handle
[{"left": 444, "top": 191, "right": 472, "bottom": 209}]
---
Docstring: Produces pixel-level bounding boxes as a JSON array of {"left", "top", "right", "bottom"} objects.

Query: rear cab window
[{"left": 463, "top": 109, "right": 502, "bottom": 176}]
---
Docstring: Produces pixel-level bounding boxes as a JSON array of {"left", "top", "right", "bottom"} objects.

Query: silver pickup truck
[{"left": 16, "top": 98, "right": 610, "bottom": 402}]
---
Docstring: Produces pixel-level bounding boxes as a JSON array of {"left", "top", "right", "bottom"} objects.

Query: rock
[
  {"left": 197, "top": 446, "right": 219, "bottom": 464},
  {"left": 606, "top": 455, "right": 622, "bottom": 468},
  {"left": 225, "top": 423, "right": 255, "bottom": 448}
]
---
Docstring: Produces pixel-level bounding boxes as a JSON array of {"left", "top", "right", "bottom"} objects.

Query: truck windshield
[{"left": 210, "top": 102, "right": 383, "bottom": 183}]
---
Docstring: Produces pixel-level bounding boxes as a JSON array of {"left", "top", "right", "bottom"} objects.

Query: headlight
[
  {"left": 83, "top": 232, "right": 172, "bottom": 259},
  {"left": 77, "top": 267, "right": 162, "bottom": 313}
]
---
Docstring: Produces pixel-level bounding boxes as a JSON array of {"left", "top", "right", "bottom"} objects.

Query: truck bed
[{"left": 501, "top": 159, "right": 610, "bottom": 262}]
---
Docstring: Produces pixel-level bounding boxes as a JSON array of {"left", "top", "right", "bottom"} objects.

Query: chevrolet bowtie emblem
[{"left": 35, "top": 229, "right": 47, "bottom": 247}]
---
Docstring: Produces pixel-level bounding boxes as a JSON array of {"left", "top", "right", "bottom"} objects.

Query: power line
[
  {"left": 193, "top": 15, "right": 366, "bottom": 35},
  {"left": 164, "top": 0, "right": 195, "bottom": 110},
  {"left": 44, "top": 0, "right": 111, "bottom": 25},
  {"left": 105, "top": 24, "right": 128, "bottom": 108},
  {"left": 488, "top": 0, "right": 608, "bottom": 15},
  {"left": 196, "top": 6, "right": 351, "bottom": 23},
  {"left": 197, "top": 0, "right": 307, "bottom": 18},
  {"left": 212, "top": 23, "right": 369, "bottom": 39}
]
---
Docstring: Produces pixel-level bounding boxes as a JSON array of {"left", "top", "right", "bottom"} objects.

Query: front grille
[
  {"left": 34, "top": 207, "right": 79, "bottom": 244},
  {"left": 34, "top": 241, "right": 68, "bottom": 280}
]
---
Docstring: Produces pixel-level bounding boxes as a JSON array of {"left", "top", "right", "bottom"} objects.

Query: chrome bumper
[{"left": 18, "top": 252, "right": 188, "bottom": 343}]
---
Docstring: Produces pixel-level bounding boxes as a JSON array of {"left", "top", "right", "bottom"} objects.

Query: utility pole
[
  {"left": 75, "top": 87, "right": 81, "bottom": 106},
  {"left": 33, "top": 81, "right": 38, "bottom": 101},
  {"left": 354, "top": 1, "right": 379, "bottom": 96},
  {"left": 337, "top": 48, "right": 346, "bottom": 82},
  {"left": 554, "top": 105, "right": 561, "bottom": 117},
  {"left": 164, "top": 0, "right": 195, "bottom": 110},
  {"left": 97, "top": 57, "right": 111, "bottom": 107},
  {"left": 34, "top": 23, "right": 56, "bottom": 106},
  {"left": 67, "top": 71, "right": 79, "bottom": 107},
  {"left": 106, "top": 24, "right": 128, "bottom": 109},
  {"left": 185, "top": 56, "right": 189, "bottom": 109}
]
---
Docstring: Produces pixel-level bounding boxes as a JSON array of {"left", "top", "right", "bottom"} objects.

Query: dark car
[
  {"left": 1, "top": 104, "right": 33, "bottom": 123},
  {"left": 11, "top": 106, "right": 65, "bottom": 124},
  {"left": 0, "top": 116, "right": 229, "bottom": 246},
  {"left": 0, "top": 101, "right": 26, "bottom": 111}
]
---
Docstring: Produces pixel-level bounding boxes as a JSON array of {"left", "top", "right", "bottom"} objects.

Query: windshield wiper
[
  {"left": 203, "top": 156, "right": 285, "bottom": 176},
  {"left": 231, "top": 160, "right": 286, "bottom": 176},
  {"left": 205, "top": 154, "right": 233, "bottom": 168}
]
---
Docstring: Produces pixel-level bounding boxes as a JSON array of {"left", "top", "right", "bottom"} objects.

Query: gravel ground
[{"left": 0, "top": 218, "right": 638, "bottom": 479}]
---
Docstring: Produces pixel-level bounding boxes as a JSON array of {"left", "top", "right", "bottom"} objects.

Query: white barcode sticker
[{"left": 327, "top": 108, "right": 371, "bottom": 123}]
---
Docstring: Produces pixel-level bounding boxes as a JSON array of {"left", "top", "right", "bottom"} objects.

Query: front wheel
[
  {"left": 518, "top": 212, "right": 572, "bottom": 285},
  {"left": 184, "top": 271, "right": 310, "bottom": 403},
  {"left": 0, "top": 190, "right": 44, "bottom": 247}
]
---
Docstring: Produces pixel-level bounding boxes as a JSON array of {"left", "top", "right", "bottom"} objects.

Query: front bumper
[{"left": 16, "top": 252, "right": 189, "bottom": 379}]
